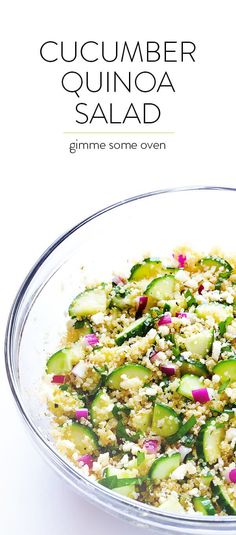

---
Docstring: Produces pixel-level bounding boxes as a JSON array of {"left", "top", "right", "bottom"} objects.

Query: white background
[{"left": 1, "top": 1, "right": 236, "bottom": 533}]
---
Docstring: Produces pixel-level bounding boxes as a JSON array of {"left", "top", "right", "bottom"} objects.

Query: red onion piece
[
  {"left": 84, "top": 334, "right": 99, "bottom": 346},
  {"left": 228, "top": 469, "right": 236, "bottom": 483},
  {"left": 192, "top": 388, "right": 211, "bottom": 403},
  {"left": 51, "top": 375, "right": 65, "bottom": 384},
  {"left": 143, "top": 439, "right": 159, "bottom": 453},
  {"left": 198, "top": 284, "right": 204, "bottom": 294},
  {"left": 75, "top": 408, "right": 89, "bottom": 420},
  {"left": 136, "top": 296, "right": 148, "bottom": 318},
  {"left": 158, "top": 313, "right": 172, "bottom": 326},
  {"left": 150, "top": 351, "right": 158, "bottom": 363},
  {"left": 160, "top": 364, "right": 176, "bottom": 376},
  {"left": 78, "top": 454, "right": 94, "bottom": 469},
  {"left": 176, "top": 312, "right": 188, "bottom": 318},
  {"left": 112, "top": 275, "right": 126, "bottom": 286},
  {"left": 177, "top": 254, "right": 187, "bottom": 268}
]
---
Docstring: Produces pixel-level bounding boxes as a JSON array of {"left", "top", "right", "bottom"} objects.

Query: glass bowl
[{"left": 5, "top": 186, "right": 236, "bottom": 535}]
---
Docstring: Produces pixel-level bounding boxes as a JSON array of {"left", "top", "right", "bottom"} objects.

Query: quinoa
[{"left": 44, "top": 249, "right": 236, "bottom": 515}]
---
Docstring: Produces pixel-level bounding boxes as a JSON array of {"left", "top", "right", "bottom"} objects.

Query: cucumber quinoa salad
[{"left": 44, "top": 250, "right": 236, "bottom": 516}]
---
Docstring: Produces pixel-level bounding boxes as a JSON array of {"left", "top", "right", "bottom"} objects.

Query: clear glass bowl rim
[{"left": 5, "top": 185, "right": 236, "bottom": 531}]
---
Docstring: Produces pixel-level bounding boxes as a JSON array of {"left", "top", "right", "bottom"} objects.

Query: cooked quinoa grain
[{"left": 44, "top": 250, "right": 236, "bottom": 515}]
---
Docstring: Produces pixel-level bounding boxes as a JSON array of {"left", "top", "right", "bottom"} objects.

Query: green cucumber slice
[
  {"left": 46, "top": 348, "right": 74, "bottom": 374},
  {"left": 196, "top": 303, "right": 233, "bottom": 323},
  {"left": 129, "top": 258, "right": 162, "bottom": 281},
  {"left": 111, "top": 286, "right": 133, "bottom": 309},
  {"left": 145, "top": 275, "right": 178, "bottom": 300},
  {"left": 196, "top": 419, "right": 225, "bottom": 464},
  {"left": 106, "top": 364, "right": 152, "bottom": 390},
  {"left": 199, "top": 256, "right": 233, "bottom": 273},
  {"left": 201, "top": 472, "right": 213, "bottom": 486},
  {"left": 193, "top": 496, "right": 216, "bottom": 516},
  {"left": 212, "top": 483, "right": 236, "bottom": 515},
  {"left": 99, "top": 475, "right": 142, "bottom": 490},
  {"left": 184, "top": 329, "right": 213, "bottom": 357},
  {"left": 213, "top": 359, "right": 236, "bottom": 384},
  {"left": 74, "top": 319, "right": 93, "bottom": 338},
  {"left": 151, "top": 403, "right": 181, "bottom": 437},
  {"left": 69, "top": 288, "right": 107, "bottom": 318},
  {"left": 166, "top": 415, "right": 196, "bottom": 444},
  {"left": 115, "top": 313, "right": 154, "bottom": 346},
  {"left": 180, "top": 359, "right": 208, "bottom": 377},
  {"left": 90, "top": 390, "right": 114, "bottom": 424},
  {"left": 177, "top": 374, "right": 203, "bottom": 399},
  {"left": 114, "top": 485, "right": 136, "bottom": 498},
  {"left": 157, "top": 494, "right": 185, "bottom": 513},
  {"left": 131, "top": 408, "right": 153, "bottom": 432},
  {"left": 149, "top": 452, "right": 181, "bottom": 481},
  {"left": 64, "top": 422, "right": 98, "bottom": 454}
]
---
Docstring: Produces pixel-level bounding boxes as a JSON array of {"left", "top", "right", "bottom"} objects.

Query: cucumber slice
[
  {"left": 180, "top": 359, "right": 208, "bottom": 377},
  {"left": 129, "top": 258, "right": 162, "bottom": 281},
  {"left": 213, "top": 359, "right": 236, "bottom": 384},
  {"left": 212, "top": 483, "right": 236, "bottom": 515},
  {"left": 177, "top": 374, "right": 203, "bottom": 399},
  {"left": 193, "top": 496, "right": 216, "bottom": 516},
  {"left": 149, "top": 452, "right": 181, "bottom": 481},
  {"left": 151, "top": 403, "right": 181, "bottom": 437},
  {"left": 115, "top": 313, "right": 154, "bottom": 346},
  {"left": 145, "top": 275, "right": 178, "bottom": 300},
  {"left": 201, "top": 472, "right": 213, "bottom": 487},
  {"left": 64, "top": 422, "right": 98, "bottom": 454},
  {"left": 46, "top": 348, "right": 74, "bottom": 374},
  {"left": 74, "top": 319, "right": 93, "bottom": 339},
  {"left": 158, "top": 494, "right": 185, "bottom": 513},
  {"left": 69, "top": 288, "right": 107, "bottom": 318},
  {"left": 196, "top": 303, "right": 233, "bottom": 323},
  {"left": 114, "top": 484, "right": 136, "bottom": 498},
  {"left": 131, "top": 408, "right": 153, "bottom": 432},
  {"left": 199, "top": 256, "right": 233, "bottom": 273},
  {"left": 184, "top": 329, "right": 213, "bottom": 357},
  {"left": 111, "top": 287, "right": 133, "bottom": 309},
  {"left": 196, "top": 419, "right": 225, "bottom": 464},
  {"left": 106, "top": 364, "right": 152, "bottom": 390},
  {"left": 90, "top": 390, "right": 114, "bottom": 424}
]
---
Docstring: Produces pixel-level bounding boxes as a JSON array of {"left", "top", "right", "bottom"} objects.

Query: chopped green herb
[
  {"left": 163, "top": 303, "right": 171, "bottom": 313},
  {"left": 218, "top": 379, "right": 230, "bottom": 393},
  {"left": 218, "top": 317, "right": 233, "bottom": 337},
  {"left": 112, "top": 404, "right": 131, "bottom": 418},
  {"left": 59, "top": 383, "right": 69, "bottom": 391},
  {"left": 137, "top": 451, "right": 145, "bottom": 466},
  {"left": 185, "top": 290, "right": 197, "bottom": 308},
  {"left": 116, "top": 419, "right": 140, "bottom": 442}
]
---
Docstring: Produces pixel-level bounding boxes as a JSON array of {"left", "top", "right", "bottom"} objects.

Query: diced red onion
[
  {"left": 226, "top": 468, "right": 236, "bottom": 483},
  {"left": 75, "top": 408, "right": 89, "bottom": 420},
  {"left": 78, "top": 454, "right": 94, "bottom": 469},
  {"left": 160, "top": 364, "right": 176, "bottom": 376},
  {"left": 136, "top": 296, "right": 148, "bottom": 317},
  {"left": 150, "top": 350, "right": 158, "bottom": 363},
  {"left": 112, "top": 275, "right": 126, "bottom": 286},
  {"left": 143, "top": 439, "right": 159, "bottom": 453},
  {"left": 192, "top": 388, "right": 211, "bottom": 403},
  {"left": 158, "top": 313, "right": 172, "bottom": 326},
  {"left": 84, "top": 334, "right": 99, "bottom": 346},
  {"left": 178, "top": 445, "right": 192, "bottom": 461},
  {"left": 198, "top": 284, "right": 204, "bottom": 294},
  {"left": 177, "top": 254, "right": 187, "bottom": 268},
  {"left": 176, "top": 312, "right": 188, "bottom": 318},
  {"left": 51, "top": 375, "right": 65, "bottom": 384}
]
